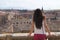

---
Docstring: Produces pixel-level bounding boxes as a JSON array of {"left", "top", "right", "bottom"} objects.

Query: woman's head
[{"left": 33, "top": 8, "right": 44, "bottom": 29}]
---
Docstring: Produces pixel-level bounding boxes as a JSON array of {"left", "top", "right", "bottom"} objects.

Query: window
[{"left": 16, "top": 22, "right": 19, "bottom": 24}]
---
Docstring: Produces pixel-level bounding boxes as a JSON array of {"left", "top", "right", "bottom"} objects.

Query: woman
[{"left": 28, "top": 8, "right": 51, "bottom": 40}]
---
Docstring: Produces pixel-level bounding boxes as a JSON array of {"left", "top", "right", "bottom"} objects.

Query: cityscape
[
  {"left": 0, "top": 0, "right": 60, "bottom": 40},
  {"left": 0, "top": 9, "right": 60, "bottom": 33}
]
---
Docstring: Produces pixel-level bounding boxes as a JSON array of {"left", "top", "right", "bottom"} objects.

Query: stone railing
[
  {"left": 0, "top": 33, "right": 60, "bottom": 40},
  {"left": 0, "top": 35, "right": 60, "bottom": 40}
]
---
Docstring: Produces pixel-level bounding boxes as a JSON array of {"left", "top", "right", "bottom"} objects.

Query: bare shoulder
[{"left": 43, "top": 15, "right": 46, "bottom": 20}]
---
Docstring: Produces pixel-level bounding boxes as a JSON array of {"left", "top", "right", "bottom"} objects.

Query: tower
[{"left": 42, "top": 7, "right": 44, "bottom": 13}]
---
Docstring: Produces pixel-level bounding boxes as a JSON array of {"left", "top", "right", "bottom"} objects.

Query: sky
[{"left": 0, "top": 0, "right": 60, "bottom": 10}]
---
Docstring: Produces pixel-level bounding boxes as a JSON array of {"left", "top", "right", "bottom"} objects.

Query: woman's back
[{"left": 34, "top": 20, "right": 46, "bottom": 34}]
